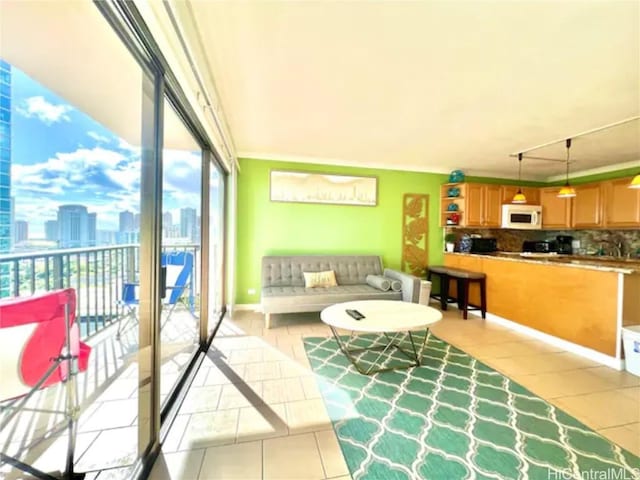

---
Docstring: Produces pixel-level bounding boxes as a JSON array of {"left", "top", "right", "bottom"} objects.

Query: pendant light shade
[
  {"left": 557, "top": 184, "right": 577, "bottom": 198},
  {"left": 512, "top": 153, "right": 527, "bottom": 204},
  {"left": 557, "top": 138, "right": 576, "bottom": 198},
  {"left": 630, "top": 174, "right": 640, "bottom": 189}
]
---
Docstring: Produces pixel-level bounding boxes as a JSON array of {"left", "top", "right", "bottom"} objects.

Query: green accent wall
[{"left": 236, "top": 158, "right": 447, "bottom": 304}]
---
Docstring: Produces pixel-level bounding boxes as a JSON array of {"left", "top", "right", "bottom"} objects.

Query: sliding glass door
[
  {"left": 0, "top": 1, "right": 162, "bottom": 477},
  {"left": 0, "top": 1, "right": 228, "bottom": 478},
  {"left": 160, "top": 98, "right": 202, "bottom": 405}
]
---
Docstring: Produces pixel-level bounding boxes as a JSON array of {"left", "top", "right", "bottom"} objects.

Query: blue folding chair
[
  {"left": 116, "top": 251, "right": 194, "bottom": 339},
  {"left": 162, "top": 251, "right": 195, "bottom": 320}
]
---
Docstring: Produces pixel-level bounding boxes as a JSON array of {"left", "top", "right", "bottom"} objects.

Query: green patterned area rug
[{"left": 303, "top": 333, "right": 640, "bottom": 480}]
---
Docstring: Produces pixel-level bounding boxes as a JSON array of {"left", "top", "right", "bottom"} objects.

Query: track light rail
[{"left": 510, "top": 115, "right": 640, "bottom": 158}]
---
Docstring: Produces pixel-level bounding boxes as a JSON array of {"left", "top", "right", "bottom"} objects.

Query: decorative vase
[
  {"left": 449, "top": 170, "right": 465, "bottom": 183},
  {"left": 459, "top": 235, "right": 472, "bottom": 253}
]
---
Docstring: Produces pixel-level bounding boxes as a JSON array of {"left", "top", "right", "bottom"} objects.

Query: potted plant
[{"left": 444, "top": 233, "right": 457, "bottom": 253}]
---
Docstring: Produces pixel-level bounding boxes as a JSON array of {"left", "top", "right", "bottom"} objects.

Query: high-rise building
[
  {"left": 58, "top": 204, "right": 90, "bottom": 248},
  {"left": 0, "top": 60, "right": 11, "bottom": 296},
  {"left": 14, "top": 220, "right": 28, "bottom": 243},
  {"left": 163, "top": 211, "right": 172, "bottom": 227},
  {"left": 96, "top": 230, "right": 117, "bottom": 245},
  {"left": 88, "top": 212, "right": 97, "bottom": 246},
  {"left": 45, "top": 220, "right": 58, "bottom": 242},
  {"left": 180, "top": 207, "right": 197, "bottom": 242},
  {"left": 119, "top": 211, "right": 135, "bottom": 232},
  {"left": 133, "top": 213, "right": 140, "bottom": 231}
]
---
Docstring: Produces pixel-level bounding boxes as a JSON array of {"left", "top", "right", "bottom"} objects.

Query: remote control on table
[{"left": 346, "top": 309, "right": 365, "bottom": 320}]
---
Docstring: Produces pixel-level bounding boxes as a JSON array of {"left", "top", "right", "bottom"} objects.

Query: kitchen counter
[
  {"left": 453, "top": 251, "right": 640, "bottom": 274},
  {"left": 443, "top": 253, "right": 640, "bottom": 364}
]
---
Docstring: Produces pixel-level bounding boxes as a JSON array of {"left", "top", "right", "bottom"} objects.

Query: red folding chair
[{"left": 0, "top": 288, "right": 91, "bottom": 479}]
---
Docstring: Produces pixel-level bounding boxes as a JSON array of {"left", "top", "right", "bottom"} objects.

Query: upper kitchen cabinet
[
  {"left": 571, "top": 182, "right": 604, "bottom": 228},
  {"left": 540, "top": 187, "right": 572, "bottom": 228},
  {"left": 604, "top": 177, "right": 640, "bottom": 227},
  {"left": 466, "top": 183, "right": 502, "bottom": 227},
  {"left": 501, "top": 186, "right": 540, "bottom": 205}
]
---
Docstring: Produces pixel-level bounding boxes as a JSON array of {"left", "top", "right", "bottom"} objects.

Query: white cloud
[
  {"left": 117, "top": 137, "right": 140, "bottom": 152},
  {"left": 12, "top": 146, "right": 141, "bottom": 231},
  {"left": 16, "top": 96, "right": 73, "bottom": 125},
  {"left": 87, "top": 131, "right": 110, "bottom": 143},
  {"left": 13, "top": 146, "right": 206, "bottom": 233}
]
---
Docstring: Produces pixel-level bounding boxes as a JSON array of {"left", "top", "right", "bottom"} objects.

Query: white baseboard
[
  {"left": 234, "top": 303, "right": 262, "bottom": 312},
  {"left": 468, "top": 310, "right": 624, "bottom": 370}
]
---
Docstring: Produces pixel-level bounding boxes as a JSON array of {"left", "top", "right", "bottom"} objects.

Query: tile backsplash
[{"left": 446, "top": 228, "right": 640, "bottom": 256}]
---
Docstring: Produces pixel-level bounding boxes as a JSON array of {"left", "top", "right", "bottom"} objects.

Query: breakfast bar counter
[{"left": 443, "top": 253, "right": 640, "bottom": 364}]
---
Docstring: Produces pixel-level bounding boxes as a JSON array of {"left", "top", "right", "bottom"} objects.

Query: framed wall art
[{"left": 270, "top": 170, "right": 377, "bottom": 206}]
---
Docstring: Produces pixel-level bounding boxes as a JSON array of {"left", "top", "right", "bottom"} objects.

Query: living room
[{"left": 163, "top": 1, "right": 640, "bottom": 478}]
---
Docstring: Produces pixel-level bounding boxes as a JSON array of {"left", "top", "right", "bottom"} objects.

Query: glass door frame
[{"left": 95, "top": 1, "right": 229, "bottom": 478}]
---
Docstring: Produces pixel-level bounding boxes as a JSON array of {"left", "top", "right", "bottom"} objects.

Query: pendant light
[
  {"left": 630, "top": 173, "right": 640, "bottom": 189},
  {"left": 512, "top": 153, "right": 527, "bottom": 203},
  {"left": 557, "top": 138, "right": 576, "bottom": 198}
]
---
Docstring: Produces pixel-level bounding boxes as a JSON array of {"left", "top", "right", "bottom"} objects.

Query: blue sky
[{"left": 9, "top": 62, "right": 202, "bottom": 238}]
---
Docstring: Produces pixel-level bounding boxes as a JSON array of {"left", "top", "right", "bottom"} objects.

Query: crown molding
[{"left": 544, "top": 159, "right": 640, "bottom": 182}]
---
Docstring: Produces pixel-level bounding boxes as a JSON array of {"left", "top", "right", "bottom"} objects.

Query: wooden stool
[{"left": 427, "top": 266, "right": 486, "bottom": 319}]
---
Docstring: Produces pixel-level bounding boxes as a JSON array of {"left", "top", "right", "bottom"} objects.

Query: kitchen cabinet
[
  {"left": 500, "top": 186, "right": 540, "bottom": 205},
  {"left": 441, "top": 176, "right": 637, "bottom": 230},
  {"left": 540, "top": 187, "right": 572, "bottom": 228},
  {"left": 465, "top": 183, "right": 502, "bottom": 227},
  {"left": 465, "top": 183, "right": 483, "bottom": 226},
  {"left": 571, "top": 183, "right": 603, "bottom": 228},
  {"left": 484, "top": 185, "right": 502, "bottom": 226},
  {"left": 604, "top": 177, "right": 640, "bottom": 227}
]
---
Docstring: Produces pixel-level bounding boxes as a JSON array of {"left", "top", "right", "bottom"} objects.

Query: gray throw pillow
[
  {"left": 387, "top": 279, "right": 402, "bottom": 292},
  {"left": 366, "top": 274, "right": 391, "bottom": 292}
]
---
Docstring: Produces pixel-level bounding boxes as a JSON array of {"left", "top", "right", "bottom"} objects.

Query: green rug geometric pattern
[{"left": 304, "top": 332, "right": 640, "bottom": 480}]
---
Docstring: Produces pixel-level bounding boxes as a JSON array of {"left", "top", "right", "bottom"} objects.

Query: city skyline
[
  {"left": 6, "top": 60, "right": 203, "bottom": 240},
  {"left": 13, "top": 206, "right": 199, "bottom": 248}
]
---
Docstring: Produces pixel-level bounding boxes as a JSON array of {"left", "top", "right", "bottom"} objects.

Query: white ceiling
[{"left": 188, "top": 0, "right": 640, "bottom": 180}]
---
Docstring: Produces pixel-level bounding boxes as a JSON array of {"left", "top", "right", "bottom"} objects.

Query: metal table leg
[{"left": 329, "top": 326, "right": 430, "bottom": 375}]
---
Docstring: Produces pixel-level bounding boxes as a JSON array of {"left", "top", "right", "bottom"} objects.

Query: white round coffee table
[{"left": 321, "top": 300, "right": 442, "bottom": 375}]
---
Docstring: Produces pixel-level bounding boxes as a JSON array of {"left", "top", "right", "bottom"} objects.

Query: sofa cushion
[{"left": 262, "top": 285, "right": 401, "bottom": 311}]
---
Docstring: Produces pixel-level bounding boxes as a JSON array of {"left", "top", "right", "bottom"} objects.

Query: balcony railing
[{"left": 0, "top": 243, "right": 200, "bottom": 339}]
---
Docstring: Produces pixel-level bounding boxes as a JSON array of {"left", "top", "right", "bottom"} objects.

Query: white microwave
[{"left": 501, "top": 204, "right": 543, "bottom": 229}]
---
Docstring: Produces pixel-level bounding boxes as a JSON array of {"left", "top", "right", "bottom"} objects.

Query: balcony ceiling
[
  {"left": 1, "top": 1, "right": 198, "bottom": 152},
  {"left": 187, "top": 0, "right": 640, "bottom": 180}
]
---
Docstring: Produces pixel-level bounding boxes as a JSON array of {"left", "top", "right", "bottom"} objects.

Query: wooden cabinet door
[
  {"left": 604, "top": 177, "right": 640, "bottom": 227},
  {"left": 484, "top": 185, "right": 502, "bottom": 226},
  {"left": 501, "top": 185, "right": 540, "bottom": 205},
  {"left": 572, "top": 183, "right": 603, "bottom": 228},
  {"left": 523, "top": 187, "right": 540, "bottom": 205},
  {"left": 501, "top": 185, "right": 519, "bottom": 204},
  {"left": 540, "top": 187, "right": 572, "bottom": 228},
  {"left": 465, "top": 183, "right": 484, "bottom": 226}
]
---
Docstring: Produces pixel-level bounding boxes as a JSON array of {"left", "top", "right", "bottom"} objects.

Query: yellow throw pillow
[{"left": 303, "top": 270, "right": 337, "bottom": 288}]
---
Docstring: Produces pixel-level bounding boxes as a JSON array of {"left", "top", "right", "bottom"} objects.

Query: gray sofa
[{"left": 261, "top": 255, "right": 421, "bottom": 328}]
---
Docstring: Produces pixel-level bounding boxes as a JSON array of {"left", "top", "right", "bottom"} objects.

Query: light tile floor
[
  {"left": 147, "top": 306, "right": 640, "bottom": 480},
  {"left": 0, "top": 309, "right": 200, "bottom": 480}
]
